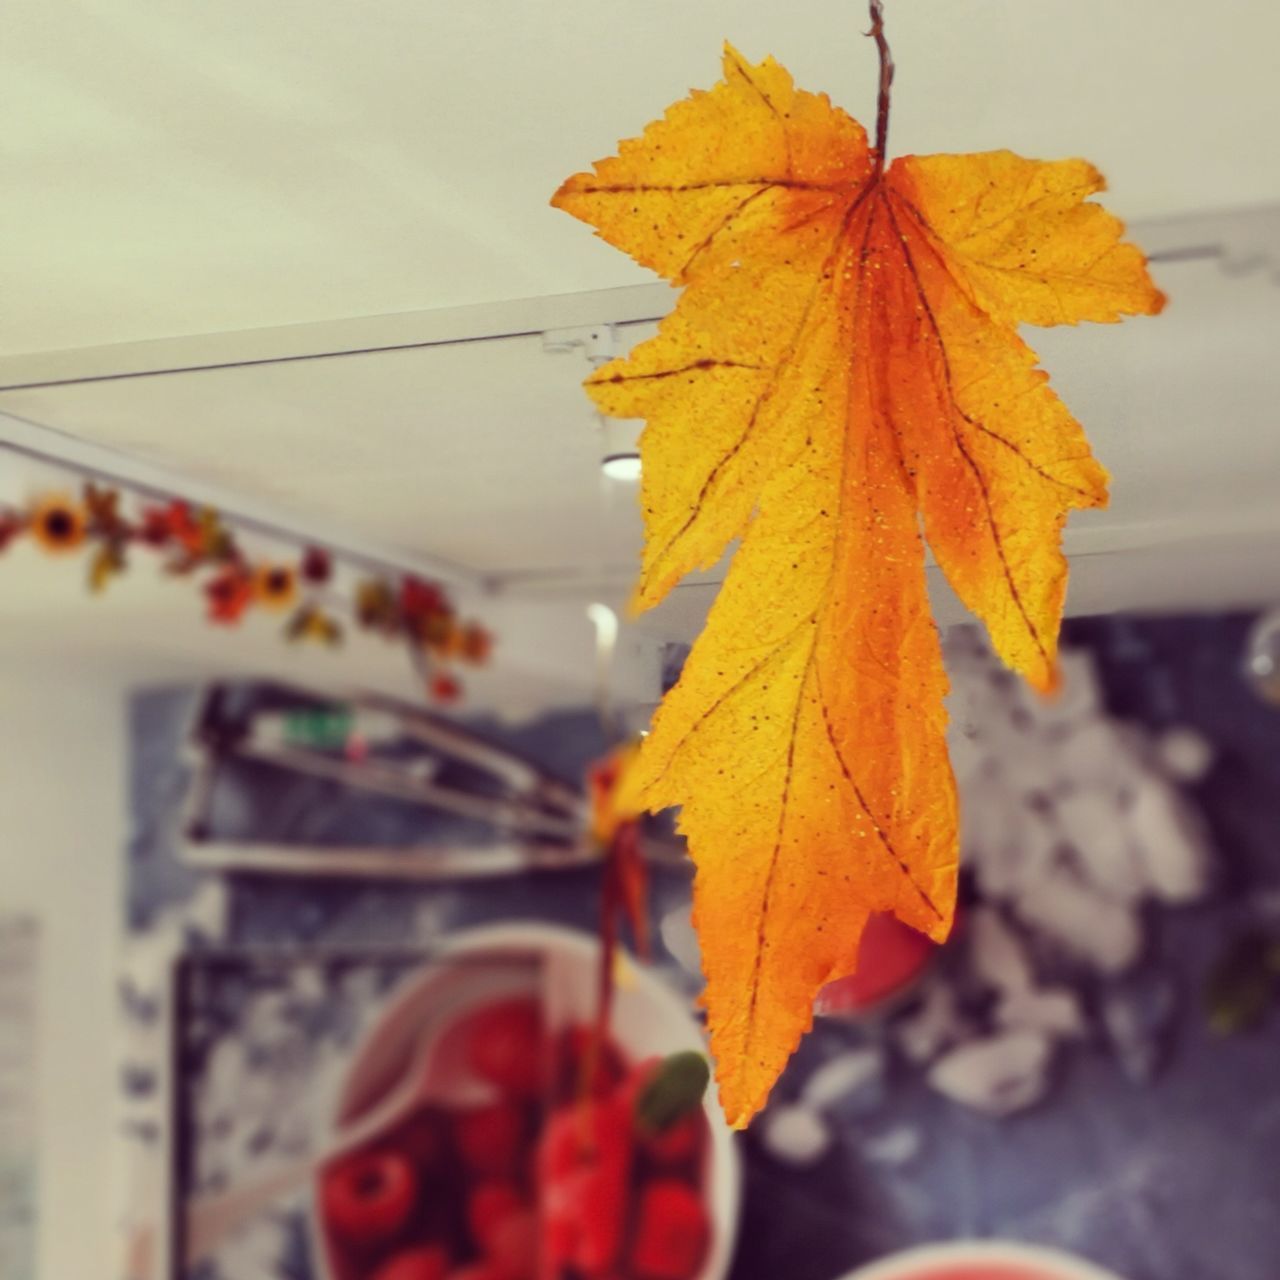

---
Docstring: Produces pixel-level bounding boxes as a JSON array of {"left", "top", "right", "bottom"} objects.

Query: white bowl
[
  {"left": 845, "top": 1240, "right": 1127, "bottom": 1280},
  {"left": 313, "top": 923, "right": 741, "bottom": 1280}
]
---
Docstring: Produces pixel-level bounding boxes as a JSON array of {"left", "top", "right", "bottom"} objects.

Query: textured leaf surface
[{"left": 553, "top": 47, "right": 1164, "bottom": 1126}]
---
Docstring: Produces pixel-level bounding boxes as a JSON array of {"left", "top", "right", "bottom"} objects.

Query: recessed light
[
  {"left": 601, "top": 452, "right": 642, "bottom": 482},
  {"left": 586, "top": 601, "right": 619, "bottom": 649},
  {"left": 598, "top": 414, "right": 642, "bottom": 481}
]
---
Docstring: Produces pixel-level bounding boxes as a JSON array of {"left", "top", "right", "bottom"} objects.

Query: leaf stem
[{"left": 868, "top": 0, "right": 894, "bottom": 174}]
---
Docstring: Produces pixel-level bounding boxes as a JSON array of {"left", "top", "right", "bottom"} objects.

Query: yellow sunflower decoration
[
  {"left": 252, "top": 563, "right": 298, "bottom": 611},
  {"left": 30, "top": 494, "right": 88, "bottom": 554}
]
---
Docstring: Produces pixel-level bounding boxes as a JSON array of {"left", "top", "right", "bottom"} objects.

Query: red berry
[
  {"left": 640, "top": 1112, "right": 702, "bottom": 1169},
  {"left": 372, "top": 1244, "right": 452, "bottom": 1280},
  {"left": 538, "top": 1094, "right": 628, "bottom": 1184},
  {"left": 454, "top": 1102, "right": 526, "bottom": 1177},
  {"left": 445, "top": 1267, "right": 509, "bottom": 1280},
  {"left": 487, "top": 1208, "right": 537, "bottom": 1278},
  {"left": 204, "top": 567, "right": 254, "bottom": 625},
  {"left": 430, "top": 672, "right": 462, "bottom": 703},
  {"left": 401, "top": 577, "right": 446, "bottom": 620},
  {"left": 629, "top": 1180, "right": 710, "bottom": 1280},
  {"left": 466, "top": 1180, "right": 526, "bottom": 1253},
  {"left": 574, "top": 1164, "right": 629, "bottom": 1276},
  {"left": 537, "top": 1096, "right": 632, "bottom": 1276},
  {"left": 463, "top": 998, "right": 545, "bottom": 1096},
  {"left": 321, "top": 1150, "right": 418, "bottom": 1248},
  {"left": 302, "top": 546, "right": 333, "bottom": 584},
  {"left": 538, "top": 1103, "right": 580, "bottom": 1185}
]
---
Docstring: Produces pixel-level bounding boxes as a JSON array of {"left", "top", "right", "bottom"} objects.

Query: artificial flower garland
[{"left": 1, "top": 483, "right": 492, "bottom": 702}]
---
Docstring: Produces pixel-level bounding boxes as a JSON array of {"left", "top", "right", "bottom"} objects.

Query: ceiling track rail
[
  {"left": 2, "top": 206, "right": 1275, "bottom": 395},
  {"left": 0, "top": 284, "right": 675, "bottom": 394},
  {"left": 0, "top": 248, "right": 1219, "bottom": 393}
]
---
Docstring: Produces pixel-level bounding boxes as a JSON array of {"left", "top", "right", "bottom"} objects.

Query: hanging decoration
[
  {"left": 552, "top": 2, "right": 1165, "bottom": 1125},
  {"left": 0, "top": 481, "right": 492, "bottom": 703},
  {"left": 585, "top": 741, "right": 651, "bottom": 1090}
]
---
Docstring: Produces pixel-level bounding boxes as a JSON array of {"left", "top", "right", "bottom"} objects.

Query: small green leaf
[
  {"left": 89, "top": 542, "right": 126, "bottom": 594},
  {"left": 635, "top": 1050, "right": 710, "bottom": 1134},
  {"left": 1205, "top": 932, "right": 1278, "bottom": 1036}
]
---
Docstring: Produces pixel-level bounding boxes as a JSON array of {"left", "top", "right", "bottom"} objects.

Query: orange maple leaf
[{"left": 553, "top": 40, "right": 1164, "bottom": 1127}]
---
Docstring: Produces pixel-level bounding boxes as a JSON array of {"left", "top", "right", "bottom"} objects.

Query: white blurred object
[
  {"left": 994, "top": 806, "right": 1060, "bottom": 902},
  {"left": 339, "top": 966, "right": 382, "bottom": 1009},
  {"left": 967, "top": 907, "right": 1034, "bottom": 993},
  {"left": 967, "top": 792, "right": 1054, "bottom": 902},
  {"left": 925, "top": 629, "right": 1219, "bottom": 1113},
  {"left": 1156, "top": 726, "right": 1216, "bottom": 782},
  {"left": 946, "top": 725, "right": 990, "bottom": 791},
  {"left": 895, "top": 981, "right": 972, "bottom": 1065},
  {"left": 983, "top": 726, "right": 1058, "bottom": 800},
  {"left": 802, "top": 1047, "right": 886, "bottom": 1114},
  {"left": 185, "top": 880, "right": 228, "bottom": 941},
  {"left": 1013, "top": 868, "right": 1143, "bottom": 974},
  {"left": 202, "top": 1040, "right": 247, "bottom": 1114},
  {"left": 1127, "top": 780, "right": 1213, "bottom": 903},
  {"left": 860, "top": 1125, "right": 923, "bottom": 1167},
  {"left": 1054, "top": 719, "right": 1147, "bottom": 794},
  {"left": 1052, "top": 788, "right": 1148, "bottom": 904},
  {"left": 289, "top": 963, "right": 327, "bottom": 1004},
  {"left": 241, "top": 991, "right": 293, "bottom": 1051},
  {"left": 213, "top": 1218, "right": 286, "bottom": 1279},
  {"left": 995, "top": 987, "right": 1087, "bottom": 1040},
  {"left": 927, "top": 1030, "right": 1054, "bottom": 1116},
  {"left": 412, "top": 896, "right": 458, "bottom": 938},
  {"left": 660, "top": 903, "right": 702, "bottom": 978},
  {"left": 761, "top": 1103, "right": 831, "bottom": 1167}
]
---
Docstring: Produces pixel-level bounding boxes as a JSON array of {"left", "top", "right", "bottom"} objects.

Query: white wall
[{"left": 0, "top": 673, "right": 127, "bottom": 1280}]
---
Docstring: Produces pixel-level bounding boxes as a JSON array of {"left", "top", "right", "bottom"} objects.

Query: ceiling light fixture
[
  {"left": 540, "top": 324, "right": 643, "bottom": 483},
  {"left": 587, "top": 601, "right": 621, "bottom": 732},
  {"left": 601, "top": 452, "right": 641, "bottom": 482},
  {"left": 599, "top": 414, "right": 642, "bottom": 482}
]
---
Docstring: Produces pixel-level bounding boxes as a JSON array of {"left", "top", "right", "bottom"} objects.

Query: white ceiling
[
  {"left": 4, "top": 0, "right": 1279, "bottom": 353},
  {"left": 2, "top": 1, "right": 1279, "bottom": 707}
]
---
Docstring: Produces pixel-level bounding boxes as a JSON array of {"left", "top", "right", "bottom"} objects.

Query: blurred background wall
[{"left": 0, "top": 676, "right": 126, "bottom": 1279}]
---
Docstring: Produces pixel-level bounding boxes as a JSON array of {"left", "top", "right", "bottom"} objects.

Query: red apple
[
  {"left": 321, "top": 1150, "right": 418, "bottom": 1248},
  {"left": 629, "top": 1179, "right": 710, "bottom": 1280},
  {"left": 487, "top": 1208, "right": 537, "bottom": 1279},
  {"left": 466, "top": 1180, "right": 526, "bottom": 1253},
  {"left": 455, "top": 1102, "right": 526, "bottom": 1177},
  {"left": 815, "top": 911, "right": 937, "bottom": 1013},
  {"left": 463, "top": 998, "right": 545, "bottom": 1096}
]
